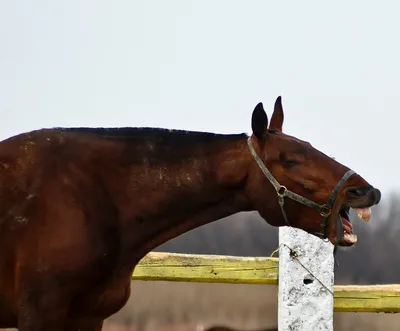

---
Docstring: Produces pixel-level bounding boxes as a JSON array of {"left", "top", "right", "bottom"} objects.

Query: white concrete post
[{"left": 278, "top": 226, "right": 334, "bottom": 331}]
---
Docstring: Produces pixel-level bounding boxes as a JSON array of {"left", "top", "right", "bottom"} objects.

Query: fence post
[{"left": 278, "top": 226, "right": 334, "bottom": 331}]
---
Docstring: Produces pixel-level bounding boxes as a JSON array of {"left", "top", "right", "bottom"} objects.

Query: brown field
[{"left": 102, "top": 280, "right": 400, "bottom": 331}]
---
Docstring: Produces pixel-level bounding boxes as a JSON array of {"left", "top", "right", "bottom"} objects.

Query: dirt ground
[{"left": 1, "top": 280, "right": 399, "bottom": 330}]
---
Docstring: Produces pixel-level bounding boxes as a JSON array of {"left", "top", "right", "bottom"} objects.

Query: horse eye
[
  {"left": 279, "top": 153, "right": 298, "bottom": 168},
  {"left": 285, "top": 160, "right": 298, "bottom": 167}
]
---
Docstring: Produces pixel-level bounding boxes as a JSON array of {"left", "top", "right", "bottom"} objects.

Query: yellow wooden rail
[
  {"left": 133, "top": 252, "right": 400, "bottom": 313},
  {"left": 133, "top": 252, "right": 279, "bottom": 285},
  {"left": 334, "top": 285, "right": 400, "bottom": 313}
]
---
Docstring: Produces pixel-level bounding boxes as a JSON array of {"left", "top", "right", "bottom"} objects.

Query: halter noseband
[{"left": 247, "top": 137, "right": 355, "bottom": 239}]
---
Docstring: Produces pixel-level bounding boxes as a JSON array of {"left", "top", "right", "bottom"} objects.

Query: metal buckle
[{"left": 320, "top": 205, "right": 332, "bottom": 217}]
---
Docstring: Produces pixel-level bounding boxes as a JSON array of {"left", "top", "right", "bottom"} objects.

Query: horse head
[{"left": 246, "top": 96, "right": 381, "bottom": 246}]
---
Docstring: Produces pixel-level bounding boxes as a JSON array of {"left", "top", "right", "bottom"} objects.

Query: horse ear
[
  {"left": 251, "top": 102, "right": 269, "bottom": 141},
  {"left": 269, "top": 96, "right": 284, "bottom": 132}
]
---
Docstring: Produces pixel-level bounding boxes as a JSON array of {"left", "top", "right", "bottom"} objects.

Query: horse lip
[
  {"left": 344, "top": 197, "right": 377, "bottom": 209},
  {"left": 334, "top": 205, "right": 356, "bottom": 247},
  {"left": 331, "top": 197, "right": 360, "bottom": 247}
]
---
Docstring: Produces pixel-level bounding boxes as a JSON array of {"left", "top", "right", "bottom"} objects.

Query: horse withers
[{"left": 0, "top": 97, "right": 380, "bottom": 330}]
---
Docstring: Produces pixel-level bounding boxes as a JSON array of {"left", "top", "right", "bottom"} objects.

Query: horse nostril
[
  {"left": 355, "top": 189, "right": 365, "bottom": 196},
  {"left": 348, "top": 188, "right": 366, "bottom": 196},
  {"left": 347, "top": 185, "right": 373, "bottom": 196}
]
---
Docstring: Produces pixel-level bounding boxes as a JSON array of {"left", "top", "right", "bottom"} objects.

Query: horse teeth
[
  {"left": 343, "top": 233, "right": 358, "bottom": 244},
  {"left": 354, "top": 207, "right": 371, "bottom": 222}
]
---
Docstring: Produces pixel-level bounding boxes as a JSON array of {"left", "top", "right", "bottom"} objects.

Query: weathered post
[{"left": 278, "top": 226, "right": 334, "bottom": 331}]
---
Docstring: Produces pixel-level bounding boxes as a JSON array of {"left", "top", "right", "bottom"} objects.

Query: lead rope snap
[{"left": 277, "top": 186, "right": 287, "bottom": 206}]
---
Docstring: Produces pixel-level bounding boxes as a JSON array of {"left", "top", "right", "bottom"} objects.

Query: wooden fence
[
  {"left": 132, "top": 251, "right": 400, "bottom": 313},
  {"left": 131, "top": 227, "right": 400, "bottom": 330}
]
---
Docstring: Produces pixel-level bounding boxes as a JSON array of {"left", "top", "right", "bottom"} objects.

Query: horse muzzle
[{"left": 335, "top": 185, "right": 381, "bottom": 246}]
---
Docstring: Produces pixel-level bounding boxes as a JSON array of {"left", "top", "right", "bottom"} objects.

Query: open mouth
[
  {"left": 336, "top": 185, "right": 381, "bottom": 246},
  {"left": 339, "top": 205, "right": 372, "bottom": 245}
]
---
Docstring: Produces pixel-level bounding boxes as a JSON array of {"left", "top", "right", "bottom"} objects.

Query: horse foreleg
[
  {"left": 64, "top": 319, "right": 104, "bottom": 331},
  {"left": 18, "top": 301, "right": 68, "bottom": 331},
  {"left": 17, "top": 279, "right": 72, "bottom": 331},
  {"left": 79, "top": 320, "right": 104, "bottom": 331}
]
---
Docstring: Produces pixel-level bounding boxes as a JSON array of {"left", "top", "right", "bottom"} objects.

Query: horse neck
[{"left": 108, "top": 134, "right": 252, "bottom": 254}]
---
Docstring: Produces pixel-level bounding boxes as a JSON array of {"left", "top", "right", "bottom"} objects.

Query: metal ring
[{"left": 277, "top": 186, "right": 287, "bottom": 196}]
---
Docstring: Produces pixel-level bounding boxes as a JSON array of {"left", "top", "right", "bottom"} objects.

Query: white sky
[{"left": 1, "top": 1, "right": 398, "bottom": 200}]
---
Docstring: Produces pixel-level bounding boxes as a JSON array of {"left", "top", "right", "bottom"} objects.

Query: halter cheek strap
[
  {"left": 320, "top": 168, "right": 355, "bottom": 238},
  {"left": 247, "top": 137, "right": 355, "bottom": 239}
]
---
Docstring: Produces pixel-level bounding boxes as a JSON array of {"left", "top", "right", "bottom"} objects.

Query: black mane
[{"left": 55, "top": 127, "right": 247, "bottom": 146}]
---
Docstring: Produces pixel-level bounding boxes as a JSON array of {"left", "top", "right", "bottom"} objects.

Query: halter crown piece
[{"left": 247, "top": 137, "right": 355, "bottom": 240}]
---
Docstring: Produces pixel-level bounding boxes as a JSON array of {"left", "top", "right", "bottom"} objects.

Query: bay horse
[{"left": 0, "top": 97, "right": 380, "bottom": 330}]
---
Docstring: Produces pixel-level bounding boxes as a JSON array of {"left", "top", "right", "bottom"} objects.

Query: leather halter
[{"left": 247, "top": 137, "right": 356, "bottom": 240}]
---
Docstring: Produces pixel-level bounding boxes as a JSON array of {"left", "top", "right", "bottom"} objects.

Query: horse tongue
[
  {"left": 354, "top": 207, "right": 372, "bottom": 221},
  {"left": 341, "top": 217, "right": 353, "bottom": 234},
  {"left": 341, "top": 217, "right": 358, "bottom": 243}
]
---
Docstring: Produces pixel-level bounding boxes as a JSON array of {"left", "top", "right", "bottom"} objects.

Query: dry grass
[{"left": 106, "top": 281, "right": 278, "bottom": 330}]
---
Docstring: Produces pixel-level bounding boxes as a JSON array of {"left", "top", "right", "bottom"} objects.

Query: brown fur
[{"left": 0, "top": 97, "right": 380, "bottom": 330}]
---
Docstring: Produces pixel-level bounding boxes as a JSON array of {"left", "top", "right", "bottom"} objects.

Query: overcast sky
[{"left": 1, "top": 1, "right": 398, "bottom": 200}]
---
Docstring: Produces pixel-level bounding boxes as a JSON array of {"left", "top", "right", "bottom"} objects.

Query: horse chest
[{"left": 74, "top": 275, "right": 132, "bottom": 318}]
